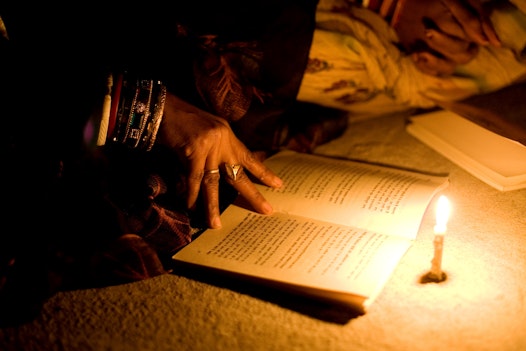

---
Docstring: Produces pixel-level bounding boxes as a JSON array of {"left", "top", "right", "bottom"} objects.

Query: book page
[
  {"left": 255, "top": 150, "right": 448, "bottom": 240},
  {"left": 173, "top": 207, "right": 412, "bottom": 301}
]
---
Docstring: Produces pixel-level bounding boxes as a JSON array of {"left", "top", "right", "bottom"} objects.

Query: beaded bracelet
[
  {"left": 122, "top": 79, "right": 154, "bottom": 148},
  {"left": 143, "top": 83, "right": 167, "bottom": 151}
]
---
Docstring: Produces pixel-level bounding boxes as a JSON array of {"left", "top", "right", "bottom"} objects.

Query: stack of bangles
[{"left": 96, "top": 72, "right": 167, "bottom": 151}]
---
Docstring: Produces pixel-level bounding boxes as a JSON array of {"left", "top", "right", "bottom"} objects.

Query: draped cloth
[{"left": 298, "top": 0, "right": 526, "bottom": 117}]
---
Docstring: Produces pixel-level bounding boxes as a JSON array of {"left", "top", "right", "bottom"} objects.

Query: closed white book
[{"left": 406, "top": 109, "right": 526, "bottom": 191}]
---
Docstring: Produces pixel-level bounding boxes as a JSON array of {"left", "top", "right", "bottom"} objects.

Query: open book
[
  {"left": 172, "top": 150, "right": 449, "bottom": 314},
  {"left": 406, "top": 109, "right": 526, "bottom": 191}
]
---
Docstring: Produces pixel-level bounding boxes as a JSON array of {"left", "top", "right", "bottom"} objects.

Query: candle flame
[{"left": 434, "top": 195, "right": 450, "bottom": 234}]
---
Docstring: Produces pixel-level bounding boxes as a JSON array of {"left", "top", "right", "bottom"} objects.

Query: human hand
[
  {"left": 392, "top": 0, "right": 501, "bottom": 76},
  {"left": 157, "top": 93, "right": 283, "bottom": 229}
]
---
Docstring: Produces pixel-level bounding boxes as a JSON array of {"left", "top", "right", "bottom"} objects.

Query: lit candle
[{"left": 429, "top": 195, "right": 450, "bottom": 281}]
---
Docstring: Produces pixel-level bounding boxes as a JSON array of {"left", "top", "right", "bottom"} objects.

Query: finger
[
  {"left": 411, "top": 51, "right": 456, "bottom": 76},
  {"left": 185, "top": 127, "right": 223, "bottom": 212},
  {"left": 239, "top": 151, "right": 283, "bottom": 189},
  {"left": 186, "top": 163, "right": 204, "bottom": 210},
  {"left": 424, "top": 28, "right": 479, "bottom": 64},
  {"left": 463, "top": 0, "right": 501, "bottom": 46},
  {"left": 440, "top": 0, "right": 501, "bottom": 46},
  {"left": 202, "top": 168, "right": 222, "bottom": 228},
  {"left": 423, "top": 13, "right": 468, "bottom": 41},
  {"left": 222, "top": 164, "right": 274, "bottom": 215},
  {"left": 202, "top": 147, "right": 222, "bottom": 228},
  {"left": 480, "top": 19, "right": 501, "bottom": 47}
]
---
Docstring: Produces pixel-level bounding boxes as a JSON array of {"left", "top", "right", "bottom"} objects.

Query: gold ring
[
  {"left": 222, "top": 163, "right": 243, "bottom": 181},
  {"left": 204, "top": 169, "right": 220, "bottom": 175}
]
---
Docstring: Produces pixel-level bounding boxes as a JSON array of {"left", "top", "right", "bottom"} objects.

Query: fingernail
[
  {"left": 261, "top": 202, "right": 273, "bottom": 215},
  {"left": 273, "top": 178, "right": 283, "bottom": 188},
  {"left": 211, "top": 216, "right": 222, "bottom": 229},
  {"left": 425, "top": 29, "right": 433, "bottom": 40}
]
